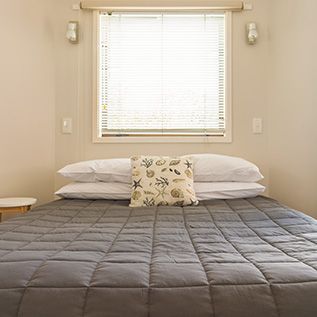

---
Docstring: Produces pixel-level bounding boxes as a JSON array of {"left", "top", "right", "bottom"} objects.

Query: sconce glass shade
[
  {"left": 66, "top": 21, "right": 79, "bottom": 43},
  {"left": 246, "top": 22, "right": 258, "bottom": 45}
]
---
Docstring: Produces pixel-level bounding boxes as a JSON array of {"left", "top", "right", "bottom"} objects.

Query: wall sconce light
[
  {"left": 66, "top": 21, "right": 79, "bottom": 44},
  {"left": 246, "top": 22, "right": 258, "bottom": 45}
]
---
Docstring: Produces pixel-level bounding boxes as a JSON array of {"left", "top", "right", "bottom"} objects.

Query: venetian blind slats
[{"left": 99, "top": 12, "right": 226, "bottom": 136}]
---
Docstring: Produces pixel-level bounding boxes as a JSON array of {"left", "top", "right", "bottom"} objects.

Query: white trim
[
  {"left": 92, "top": 11, "right": 233, "bottom": 144},
  {"left": 225, "top": 11, "right": 233, "bottom": 143},
  {"left": 93, "top": 135, "right": 232, "bottom": 143},
  {"left": 92, "top": 10, "right": 100, "bottom": 142}
]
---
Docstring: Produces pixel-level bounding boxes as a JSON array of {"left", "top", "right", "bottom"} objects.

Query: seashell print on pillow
[{"left": 130, "top": 156, "right": 199, "bottom": 207}]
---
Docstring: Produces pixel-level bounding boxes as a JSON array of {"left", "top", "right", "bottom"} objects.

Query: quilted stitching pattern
[{"left": 0, "top": 197, "right": 316, "bottom": 317}]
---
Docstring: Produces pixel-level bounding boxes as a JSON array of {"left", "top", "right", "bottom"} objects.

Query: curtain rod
[{"left": 80, "top": 0, "right": 244, "bottom": 12}]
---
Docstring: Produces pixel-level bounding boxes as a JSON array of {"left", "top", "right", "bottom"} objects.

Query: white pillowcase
[
  {"left": 55, "top": 182, "right": 131, "bottom": 200},
  {"left": 96, "top": 159, "right": 131, "bottom": 183},
  {"left": 195, "top": 182, "right": 265, "bottom": 200},
  {"left": 55, "top": 182, "right": 265, "bottom": 200},
  {"left": 186, "top": 154, "right": 264, "bottom": 182},
  {"left": 58, "top": 159, "right": 131, "bottom": 183},
  {"left": 58, "top": 154, "right": 263, "bottom": 184}
]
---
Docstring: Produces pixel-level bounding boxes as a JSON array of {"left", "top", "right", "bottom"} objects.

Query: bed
[{"left": 0, "top": 196, "right": 317, "bottom": 317}]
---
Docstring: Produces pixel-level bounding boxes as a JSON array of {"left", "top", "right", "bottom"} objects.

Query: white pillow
[
  {"left": 55, "top": 182, "right": 131, "bottom": 200},
  {"left": 96, "top": 159, "right": 131, "bottom": 183},
  {"left": 195, "top": 182, "right": 265, "bottom": 200},
  {"left": 55, "top": 182, "right": 265, "bottom": 200},
  {"left": 186, "top": 154, "right": 263, "bottom": 182},
  {"left": 58, "top": 159, "right": 131, "bottom": 183},
  {"left": 58, "top": 154, "right": 263, "bottom": 184}
]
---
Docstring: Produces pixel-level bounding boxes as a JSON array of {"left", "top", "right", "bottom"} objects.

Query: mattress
[{"left": 0, "top": 196, "right": 317, "bottom": 317}]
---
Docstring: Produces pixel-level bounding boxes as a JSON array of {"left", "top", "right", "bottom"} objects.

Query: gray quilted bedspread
[{"left": 0, "top": 196, "right": 317, "bottom": 317}]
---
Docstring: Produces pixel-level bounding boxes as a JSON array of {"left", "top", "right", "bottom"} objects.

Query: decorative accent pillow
[{"left": 130, "top": 156, "right": 199, "bottom": 207}]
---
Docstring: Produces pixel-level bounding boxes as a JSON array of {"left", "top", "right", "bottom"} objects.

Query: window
[{"left": 94, "top": 12, "right": 232, "bottom": 142}]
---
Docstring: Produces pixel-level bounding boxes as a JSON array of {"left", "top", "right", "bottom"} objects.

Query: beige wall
[
  {"left": 54, "top": 0, "right": 270, "bottom": 193},
  {"left": 268, "top": 0, "right": 317, "bottom": 217},
  {"left": 0, "top": 0, "right": 56, "bottom": 208}
]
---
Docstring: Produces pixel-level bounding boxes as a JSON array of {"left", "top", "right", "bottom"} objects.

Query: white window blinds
[{"left": 98, "top": 12, "right": 226, "bottom": 137}]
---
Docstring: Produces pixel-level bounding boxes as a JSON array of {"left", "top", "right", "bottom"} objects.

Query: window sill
[{"left": 93, "top": 135, "right": 232, "bottom": 144}]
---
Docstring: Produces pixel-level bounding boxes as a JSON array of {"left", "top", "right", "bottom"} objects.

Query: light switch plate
[
  {"left": 243, "top": 2, "right": 253, "bottom": 10},
  {"left": 62, "top": 118, "right": 72, "bottom": 134},
  {"left": 72, "top": 3, "right": 81, "bottom": 10},
  {"left": 253, "top": 118, "right": 262, "bottom": 134}
]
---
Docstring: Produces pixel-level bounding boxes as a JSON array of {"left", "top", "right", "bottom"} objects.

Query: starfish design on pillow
[
  {"left": 132, "top": 179, "right": 143, "bottom": 190},
  {"left": 184, "top": 160, "right": 193, "bottom": 169},
  {"left": 155, "top": 186, "right": 169, "bottom": 199}
]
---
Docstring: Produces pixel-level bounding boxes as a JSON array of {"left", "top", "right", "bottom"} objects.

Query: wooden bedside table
[{"left": 0, "top": 198, "right": 37, "bottom": 222}]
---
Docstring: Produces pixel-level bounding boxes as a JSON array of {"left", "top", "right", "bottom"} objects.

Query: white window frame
[{"left": 92, "top": 10, "right": 232, "bottom": 143}]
